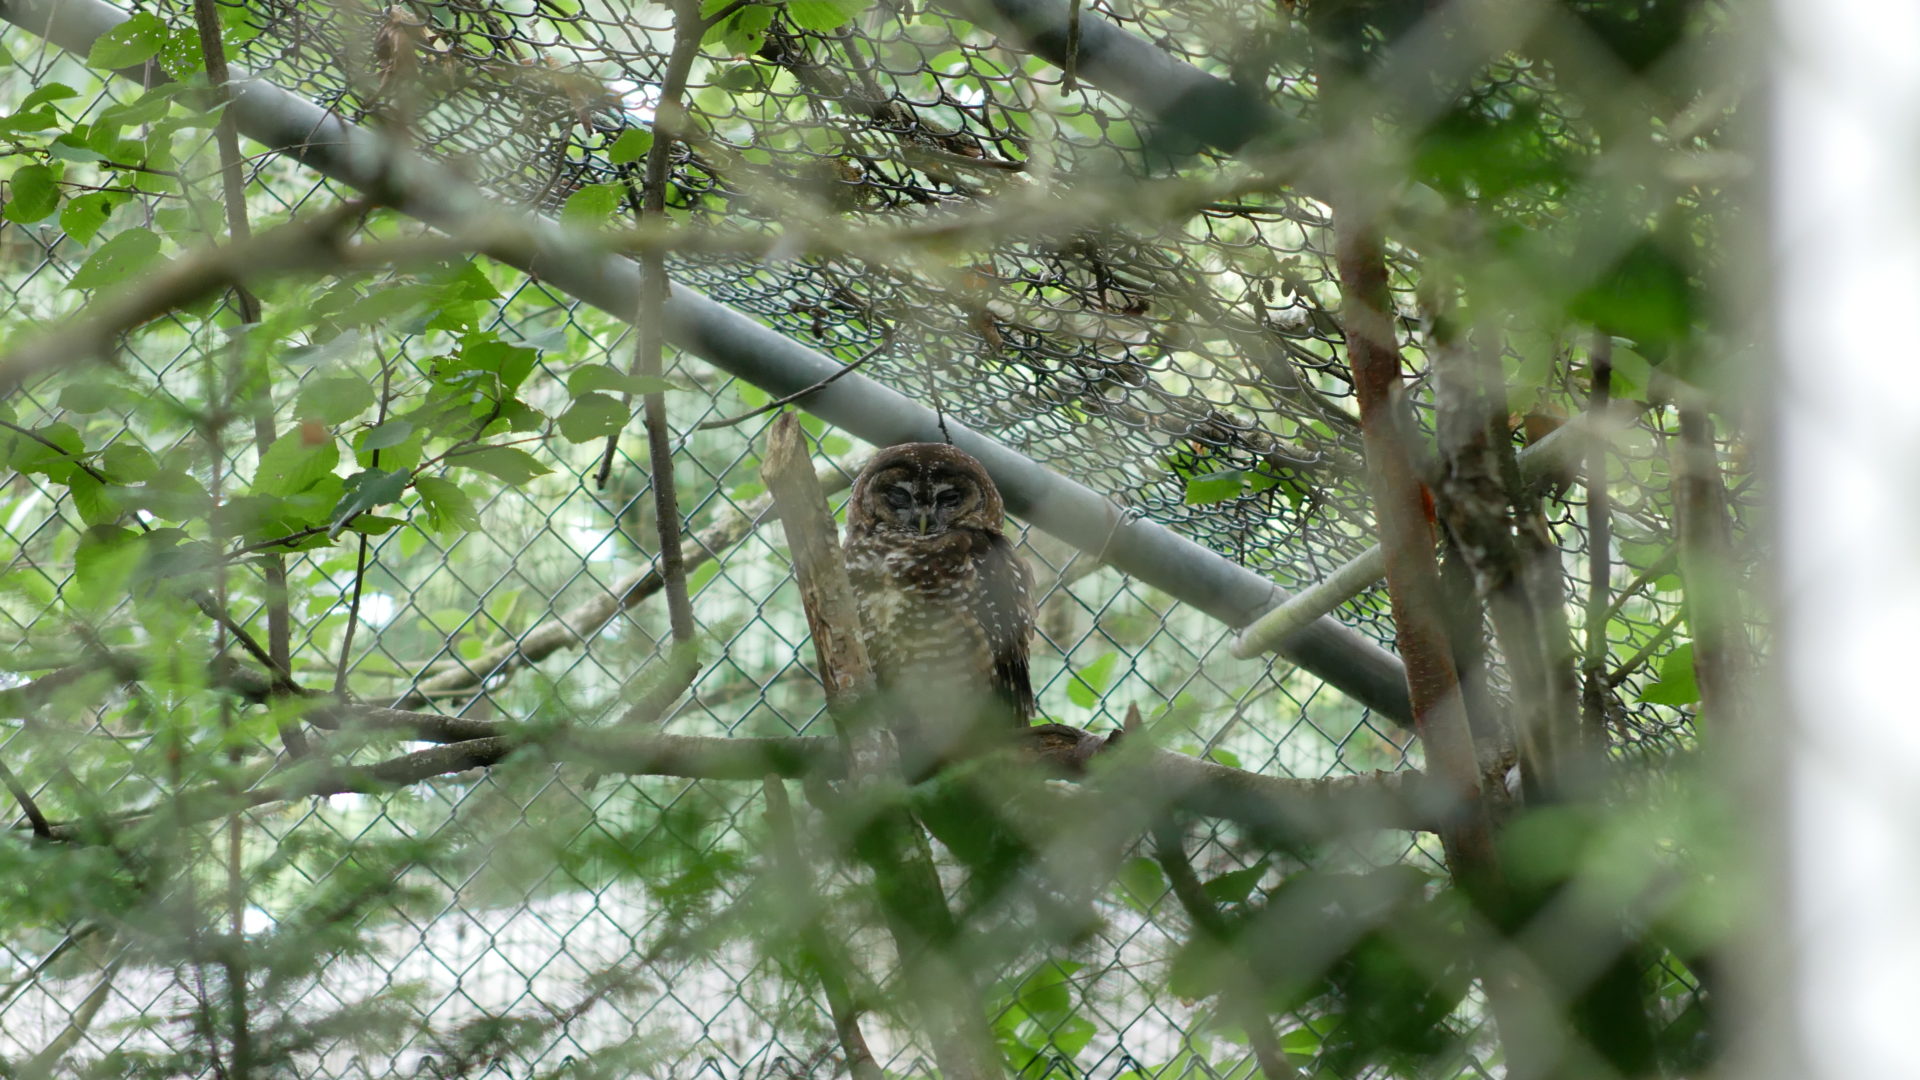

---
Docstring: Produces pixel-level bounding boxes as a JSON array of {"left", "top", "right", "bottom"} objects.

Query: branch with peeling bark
[{"left": 1332, "top": 208, "right": 1494, "bottom": 878}]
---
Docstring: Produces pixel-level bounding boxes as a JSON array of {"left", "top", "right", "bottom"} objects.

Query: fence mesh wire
[{"left": 0, "top": 0, "right": 1741, "bottom": 1074}]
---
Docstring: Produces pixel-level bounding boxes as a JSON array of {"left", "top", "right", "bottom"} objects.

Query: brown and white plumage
[{"left": 844, "top": 443, "right": 1036, "bottom": 751}]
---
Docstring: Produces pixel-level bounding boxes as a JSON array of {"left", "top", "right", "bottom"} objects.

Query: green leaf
[
  {"left": 295, "top": 374, "right": 377, "bottom": 425},
  {"left": 431, "top": 260, "right": 501, "bottom": 302},
  {"left": 343, "top": 513, "right": 405, "bottom": 535},
  {"left": 1050, "top": 1015, "right": 1096, "bottom": 1057},
  {"left": 59, "top": 190, "right": 118, "bottom": 243},
  {"left": 335, "top": 282, "right": 437, "bottom": 327},
  {"left": 68, "top": 227, "right": 165, "bottom": 291},
  {"left": 219, "top": 2, "right": 263, "bottom": 46},
  {"left": 359, "top": 419, "right": 416, "bottom": 452},
  {"left": 1278, "top": 1027, "right": 1322, "bottom": 1056},
  {"left": 3, "top": 422, "right": 84, "bottom": 476},
  {"left": 47, "top": 134, "right": 106, "bottom": 162},
  {"left": 1202, "top": 859, "right": 1270, "bottom": 905},
  {"left": 1571, "top": 237, "right": 1696, "bottom": 348},
  {"left": 567, "top": 364, "right": 684, "bottom": 396},
  {"left": 562, "top": 182, "right": 625, "bottom": 227},
  {"left": 4, "top": 164, "right": 58, "bottom": 223},
  {"left": 1638, "top": 642, "right": 1701, "bottom": 706},
  {"left": 252, "top": 431, "right": 340, "bottom": 496},
  {"left": 330, "top": 468, "right": 411, "bottom": 533},
  {"left": 557, "top": 392, "right": 630, "bottom": 443},
  {"left": 69, "top": 526, "right": 142, "bottom": 616},
  {"left": 154, "top": 25, "right": 206, "bottom": 79},
  {"left": 447, "top": 446, "right": 551, "bottom": 484},
  {"left": 17, "top": 83, "right": 77, "bottom": 111},
  {"left": 1013, "top": 961, "right": 1081, "bottom": 1020},
  {"left": 608, "top": 128, "right": 654, "bottom": 164},
  {"left": 714, "top": 64, "right": 766, "bottom": 92},
  {"left": 68, "top": 473, "right": 118, "bottom": 527},
  {"left": 0, "top": 106, "right": 58, "bottom": 135},
  {"left": 415, "top": 476, "right": 479, "bottom": 533},
  {"left": 101, "top": 443, "right": 158, "bottom": 482},
  {"left": 88, "top": 13, "right": 169, "bottom": 68},
  {"left": 58, "top": 381, "right": 117, "bottom": 414},
  {"left": 1183, "top": 468, "right": 1248, "bottom": 506},
  {"left": 1115, "top": 857, "right": 1167, "bottom": 913},
  {"left": 1066, "top": 651, "right": 1119, "bottom": 709},
  {"left": 785, "top": 0, "right": 874, "bottom": 32},
  {"left": 717, "top": 4, "right": 776, "bottom": 53},
  {"left": 446, "top": 336, "right": 539, "bottom": 394},
  {"left": 95, "top": 83, "right": 182, "bottom": 129}
]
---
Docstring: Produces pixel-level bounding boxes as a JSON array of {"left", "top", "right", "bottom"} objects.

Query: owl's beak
[{"left": 917, "top": 510, "right": 931, "bottom": 536}]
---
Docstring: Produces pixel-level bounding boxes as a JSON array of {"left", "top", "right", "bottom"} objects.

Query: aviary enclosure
[{"left": 0, "top": 0, "right": 1749, "bottom": 1076}]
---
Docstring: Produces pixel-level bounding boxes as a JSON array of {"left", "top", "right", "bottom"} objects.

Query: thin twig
[
  {"left": 188, "top": 591, "right": 299, "bottom": 694},
  {"left": 1152, "top": 821, "right": 1302, "bottom": 1080},
  {"left": 595, "top": 0, "right": 701, "bottom": 650},
  {"left": 1606, "top": 610, "right": 1686, "bottom": 689},
  {"left": 335, "top": 349, "right": 395, "bottom": 697},
  {"left": 0, "top": 759, "right": 52, "bottom": 840},
  {"left": 694, "top": 343, "right": 886, "bottom": 431},
  {"left": 393, "top": 469, "right": 850, "bottom": 706},
  {"left": 195, "top": 0, "right": 302, "bottom": 769}
]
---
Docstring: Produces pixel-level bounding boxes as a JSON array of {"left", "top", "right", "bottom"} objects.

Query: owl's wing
[{"left": 973, "top": 530, "right": 1038, "bottom": 725}]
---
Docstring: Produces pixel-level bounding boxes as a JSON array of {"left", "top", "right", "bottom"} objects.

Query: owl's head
[{"left": 848, "top": 442, "right": 1004, "bottom": 538}]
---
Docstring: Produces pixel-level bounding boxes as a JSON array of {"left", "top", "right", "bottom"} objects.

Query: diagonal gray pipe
[
  {"left": 0, "top": 0, "right": 1414, "bottom": 724},
  {"left": 933, "top": 0, "right": 1284, "bottom": 155}
]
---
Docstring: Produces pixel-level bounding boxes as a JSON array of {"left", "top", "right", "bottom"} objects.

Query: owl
[{"left": 844, "top": 443, "right": 1036, "bottom": 761}]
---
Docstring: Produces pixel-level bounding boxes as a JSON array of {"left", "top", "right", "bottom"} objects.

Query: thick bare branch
[{"left": 1332, "top": 211, "right": 1493, "bottom": 876}]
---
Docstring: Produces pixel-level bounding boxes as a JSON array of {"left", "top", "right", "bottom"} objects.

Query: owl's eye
[
  {"left": 934, "top": 488, "right": 964, "bottom": 506},
  {"left": 882, "top": 486, "right": 914, "bottom": 509}
]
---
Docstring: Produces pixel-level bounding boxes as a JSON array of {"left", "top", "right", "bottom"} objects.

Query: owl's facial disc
[{"left": 877, "top": 476, "right": 971, "bottom": 535}]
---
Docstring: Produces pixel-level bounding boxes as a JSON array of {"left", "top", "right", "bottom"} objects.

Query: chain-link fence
[{"left": 0, "top": 0, "right": 1742, "bottom": 1074}]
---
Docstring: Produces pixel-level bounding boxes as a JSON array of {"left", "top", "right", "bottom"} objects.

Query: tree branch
[
  {"left": 761, "top": 776, "right": 885, "bottom": 1080},
  {"left": 1331, "top": 198, "right": 1493, "bottom": 877},
  {"left": 0, "top": 758, "right": 52, "bottom": 840},
  {"left": 593, "top": 0, "right": 701, "bottom": 654},
  {"left": 391, "top": 466, "right": 851, "bottom": 708},
  {"left": 760, "top": 412, "right": 1002, "bottom": 1080},
  {"left": 1673, "top": 405, "right": 1747, "bottom": 729},
  {"left": 1152, "top": 821, "right": 1301, "bottom": 1080},
  {"left": 0, "top": 201, "right": 374, "bottom": 395}
]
